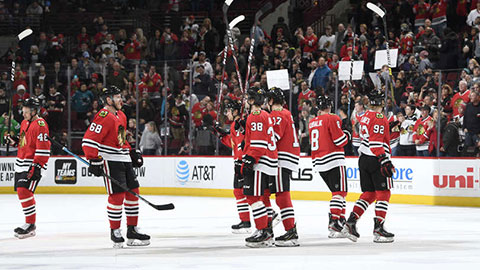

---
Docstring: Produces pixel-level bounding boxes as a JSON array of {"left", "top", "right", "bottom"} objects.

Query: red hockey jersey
[
  {"left": 270, "top": 108, "right": 300, "bottom": 172},
  {"left": 351, "top": 111, "right": 364, "bottom": 147},
  {"left": 243, "top": 109, "right": 278, "bottom": 176},
  {"left": 412, "top": 115, "right": 432, "bottom": 151},
  {"left": 388, "top": 114, "right": 400, "bottom": 148},
  {"left": 452, "top": 90, "right": 470, "bottom": 117},
  {"left": 309, "top": 113, "right": 348, "bottom": 172},
  {"left": 358, "top": 110, "right": 391, "bottom": 157},
  {"left": 15, "top": 118, "right": 51, "bottom": 173},
  {"left": 220, "top": 120, "right": 244, "bottom": 161},
  {"left": 82, "top": 108, "right": 131, "bottom": 162}
]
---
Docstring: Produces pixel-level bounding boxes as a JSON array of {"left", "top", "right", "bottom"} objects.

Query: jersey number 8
[{"left": 89, "top": 123, "right": 103, "bottom": 134}]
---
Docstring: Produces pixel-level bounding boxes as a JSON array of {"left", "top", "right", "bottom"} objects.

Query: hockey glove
[
  {"left": 88, "top": 157, "right": 104, "bottom": 177},
  {"left": 234, "top": 119, "right": 246, "bottom": 134},
  {"left": 234, "top": 159, "right": 243, "bottom": 179},
  {"left": 213, "top": 122, "right": 229, "bottom": 138},
  {"left": 378, "top": 154, "right": 395, "bottom": 178},
  {"left": 130, "top": 149, "right": 143, "bottom": 168},
  {"left": 5, "top": 134, "right": 19, "bottom": 147},
  {"left": 241, "top": 155, "right": 256, "bottom": 179},
  {"left": 27, "top": 163, "right": 42, "bottom": 181}
]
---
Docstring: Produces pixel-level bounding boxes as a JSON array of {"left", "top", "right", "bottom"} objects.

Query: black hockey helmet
[
  {"left": 317, "top": 95, "right": 333, "bottom": 110},
  {"left": 224, "top": 99, "right": 242, "bottom": 113},
  {"left": 247, "top": 87, "right": 266, "bottom": 106},
  {"left": 266, "top": 87, "right": 285, "bottom": 105},
  {"left": 100, "top": 85, "right": 122, "bottom": 105},
  {"left": 368, "top": 90, "right": 385, "bottom": 106},
  {"left": 23, "top": 97, "right": 41, "bottom": 112}
]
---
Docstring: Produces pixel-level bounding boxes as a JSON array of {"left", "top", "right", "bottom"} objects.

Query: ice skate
[
  {"left": 275, "top": 226, "right": 299, "bottom": 247},
  {"left": 373, "top": 218, "right": 394, "bottom": 243},
  {"left": 342, "top": 213, "right": 360, "bottom": 242},
  {"left": 245, "top": 228, "right": 274, "bottom": 248},
  {"left": 328, "top": 214, "right": 346, "bottom": 239},
  {"left": 231, "top": 221, "right": 251, "bottom": 234},
  {"left": 111, "top": 228, "right": 125, "bottom": 248},
  {"left": 126, "top": 226, "right": 151, "bottom": 246},
  {"left": 14, "top": 223, "right": 36, "bottom": 239}
]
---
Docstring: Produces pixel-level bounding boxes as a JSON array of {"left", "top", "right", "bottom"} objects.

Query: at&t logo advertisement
[
  {"left": 176, "top": 160, "right": 190, "bottom": 185},
  {"left": 175, "top": 159, "right": 216, "bottom": 185}
]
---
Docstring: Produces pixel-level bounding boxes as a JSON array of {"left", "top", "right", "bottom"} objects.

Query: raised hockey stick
[
  {"left": 367, "top": 2, "right": 395, "bottom": 104},
  {"left": 47, "top": 136, "right": 175, "bottom": 211},
  {"left": 215, "top": 0, "right": 235, "bottom": 121},
  {"left": 244, "top": 2, "right": 272, "bottom": 91},
  {"left": 6, "top": 29, "right": 33, "bottom": 155}
]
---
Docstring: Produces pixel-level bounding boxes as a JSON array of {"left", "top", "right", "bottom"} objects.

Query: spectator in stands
[
  {"left": 124, "top": 33, "right": 142, "bottom": 67},
  {"left": 298, "top": 26, "right": 318, "bottom": 54},
  {"left": 107, "top": 61, "right": 128, "bottom": 90},
  {"left": 149, "top": 29, "right": 163, "bottom": 61},
  {"left": 159, "top": 27, "right": 178, "bottom": 61},
  {"left": 77, "top": 27, "right": 90, "bottom": 46},
  {"left": 413, "top": 105, "right": 433, "bottom": 156},
  {"left": 26, "top": 1, "right": 43, "bottom": 15},
  {"left": 271, "top": 17, "right": 292, "bottom": 45},
  {"left": 136, "top": 28, "right": 149, "bottom": 59},
  {"left": 139, "top": 121, "right": 162, "bottom": 155},
  {"left": 0, "top": 113, "right": 20, "bottom": 156},
  {"left": 46, "top": 85, "right": 65, "bottom": 132},
  {"left": 467, "top": 2, "right": 480, "bottom": 27},
  {"left": 193, "top": 65, "right": 212, "bottom": 100},
  {"left": 463, "top": 90, "right": 480, "bottom": 151},
  {"left": 138, "top": 98, "right": 155, "bottom": 130},
  {"left": 298, "top": 107, "right": 313, "bottom": 155},
  {"left": 72, "top": 83, "right": 94, "bottom": 122},
  {"left": 193, "top": 51, "right": 213, "bottom": 78},
  {"left": 452, "top": 80, "right": 471, "bottom": 118},
  {"left": 0, "top": 86, "right": 8, "bottom": 116},
  {"left": 126, "top": 118, "right": 138, "bottom": 149},
  {"left": 168, "top": 94, "right": 188, "bottom": 150},
  {"left": 12, "top": 85, "right": 30, "bottom": 108},
  {"left": 398, "top": 105, "right": 417, "bottom": 156},
  {"left": 194, "top": 113, "right": 215, "bottom": 155},
  {"left": 311, "top": 57, "right": 331, "bottom": 91},
  {"left": 442, "top": 117, "right": 462, "bottom": 157},
  {"left": 116, "top": 29, "right": 128, "bottom": 52}
]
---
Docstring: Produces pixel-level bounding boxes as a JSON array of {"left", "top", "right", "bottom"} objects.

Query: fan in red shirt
[
  {"left": 142, "top": 65, "right": 163, "bottom": 94},
  {"left": 452, "top": 80, "right": 471, "bottom": 117},
  {"left": 124, "top": 34, "right": 141, "bottom": 61},
  {"left": 191, "top": 97, "right": 210, "bottom": 127},
  {"left": 8, "top": 98, "right": 50, "bottom": 239},
  {"left": 299, "top": 26, "right": 318, "bottom": 53},
  {"left": 298, "top": 81, "right": 316, "bottom": 110},
  {"left": 309, "top": 96, "right": 348, "bottom": 238},
  {"left": 265, "top": 87, "right": 300, "bottom": 247},
  {"left": 212, "top": 100, "right": 252, "bottom": 234}
]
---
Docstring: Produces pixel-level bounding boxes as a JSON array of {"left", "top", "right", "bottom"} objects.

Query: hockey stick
[
  {"left": 215, "top": 0, "right": 235, "bottom": 121},
  {"left": 347, "top": 18, "right": 356, "bottom": 118},
  {"left": 367, "top": 2, "right": 395, "bottom": 104},
  {"left": 244, "top": 2, "right": 272, "bottom": 91},
  {"left": 6, "top": 29, "right": 33, "bottom": 155},
  {"left": 47, "top": 136, "right": 175, "bottom": 211}
]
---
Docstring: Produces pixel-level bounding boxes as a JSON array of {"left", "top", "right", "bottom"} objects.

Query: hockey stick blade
[
  {"left": 366, "top": 2, "right": 385, "bottom": 18},
  {"left": 223, "top": 0, "right": 234, "bottom": 14},
  {"left": 17, "top": 29, "right": 33, "bottom": 41},
  {"left": 229, "top": 15, "right": 245, "bottom": 29},
  {"left": 153, "top": 203, "right": 175, "bottom": 210}
]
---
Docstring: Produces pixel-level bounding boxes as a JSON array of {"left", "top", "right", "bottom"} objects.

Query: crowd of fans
[{"left": 0, "top": 0, "right": 479, "bottom": 157}]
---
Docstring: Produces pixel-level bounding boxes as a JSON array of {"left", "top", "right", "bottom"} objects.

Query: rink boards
[{"left": 0, "top": 156, "right": 479, "bottom": 207}]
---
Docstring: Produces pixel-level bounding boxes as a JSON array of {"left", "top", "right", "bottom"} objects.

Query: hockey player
[
  {"left": 241, "top": 87, "right": 278, "bottom": 248},
  {"left": 82, "top": 86, "right": 150, "bottom": 248},
  {"left": 342, "top": 90, "right": 396, "bottom": 243},
  {"left": 265, "top": 87, "right": 300, "bottom": 247},
  {"left": 308, "top": 96, "right": 348, "bottom": 238},
  {"left": 10, "top": 98, "right": 50, "bottom": 239},
  {"left": 213, "top": 100, "right": 252, "bottom": 234}
]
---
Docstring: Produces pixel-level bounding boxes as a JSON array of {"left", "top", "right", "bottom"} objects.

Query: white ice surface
[{"left": 0, "top": 194, "right": 479, "bottom": 269}]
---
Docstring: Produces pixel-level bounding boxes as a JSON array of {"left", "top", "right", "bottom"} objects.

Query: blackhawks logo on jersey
[
  {"left": 376, "top": 113, "right": 384, "bottom": 119},
  {"left": 99, "top": 111, "right": 109, "bottom": 118},
  {"left": 417, "top": 124, "right": 425, "bottom": 135},
  {"left": 171, "top": 107, "right": 179, "bottom": 116},
  {"left": 19, "top": 131, "right": 26, "bottom": 148},
  {"left": 118, "top": 125, "right": 126, "bottom": 146},
  {"left": 38, "top": 120, "right": 45, "bottom": 127},
  {"left": 454, "top": 98, "right": 464, "bottom": 108}
]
